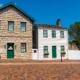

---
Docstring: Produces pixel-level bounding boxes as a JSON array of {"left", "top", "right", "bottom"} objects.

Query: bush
[
  {"left": 60, "top": 51, "right": 66, "bottom": 54},
  {"left": 44, "top": 52, "right": 49, "bottom": 55}
]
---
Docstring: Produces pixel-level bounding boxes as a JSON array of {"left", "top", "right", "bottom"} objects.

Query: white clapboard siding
[
  {"left": 38, "top": 29, "right": 68, "bottom": 60},
  {"left": 68, "top": 50, "right": 80, "bottom": 60}
]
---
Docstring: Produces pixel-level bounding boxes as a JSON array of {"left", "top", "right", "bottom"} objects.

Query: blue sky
[{"left": 0, "top": 0, "right": 80, "bottom": 28}]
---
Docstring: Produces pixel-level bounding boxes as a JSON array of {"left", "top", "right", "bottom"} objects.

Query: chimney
[{"left": 56, "top": 19, "right": 61, "bottom": 26}]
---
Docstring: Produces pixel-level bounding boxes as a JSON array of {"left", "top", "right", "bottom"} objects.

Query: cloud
[{"left": 0, "top": 4, "right": 3, "bottom": 7}]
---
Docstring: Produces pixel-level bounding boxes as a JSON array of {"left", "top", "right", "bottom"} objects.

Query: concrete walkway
[{"left": 0, "top": 62, "right": 80, "bottom": 65}]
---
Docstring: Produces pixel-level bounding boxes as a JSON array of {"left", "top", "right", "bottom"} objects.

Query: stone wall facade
[
  {"left": 0, "top": 6, "right": 33, "bottom": 59},
  {"left": 68, "top": 43, "right": 79, "bottom": 50}
]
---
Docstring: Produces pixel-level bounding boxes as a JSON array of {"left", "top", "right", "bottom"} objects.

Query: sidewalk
[
  {"left": 0, "top": 62, "right": 80, "bottom": 65},
  {"left": 0, "top": 59, "right": 79, "bottom": 65}
]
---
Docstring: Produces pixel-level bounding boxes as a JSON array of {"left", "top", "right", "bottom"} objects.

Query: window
[
  {"left": 43, "top": 30, "right": 48, "bottom": 38},
  {"left": 21, "top": 22, "right": 26, "bottom": 32},
  {"left": 61, "top": 46, "right": 65, "bottom": 51},
  {"left": 43, "top": 46, "right": 48, "bottom": 52},
  {"left": 8, "top": 21, "right": 14, "bottom": 32},
  {"left": 52, "top": 30, "right": 56, "bottom": 38},
  {"left": 60, "top": 31, "right": 64, "bottom": 38},
  {"left": 21, "top": 43, "right": 26, "bottom": 53}
]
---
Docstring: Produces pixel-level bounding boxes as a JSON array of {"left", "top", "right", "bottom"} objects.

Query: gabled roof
[
  {"left": 0, "top": 2, "right": 35, "bottom": 22},
  {"left": 34, "top": 24, "right": 67, "bottom": 30}
]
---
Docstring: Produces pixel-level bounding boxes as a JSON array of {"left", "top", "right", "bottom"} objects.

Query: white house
[{"left": 33, "top": 20, "right": 68, "bottom": 60}]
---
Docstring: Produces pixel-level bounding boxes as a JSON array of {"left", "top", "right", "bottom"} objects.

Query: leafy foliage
[
  {"left": 68, "top": 22, "right": 80, "bottom": 49},
  {"left": 44, "top": 52, "right": 49, "bottom": 55},
  {"left": 60, "top": 51, "right": 66, "bottom": 54}
]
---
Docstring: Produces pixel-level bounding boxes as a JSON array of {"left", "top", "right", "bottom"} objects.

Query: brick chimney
[{"left": 56, "top": 19, "right": 61, "bottom": 26}]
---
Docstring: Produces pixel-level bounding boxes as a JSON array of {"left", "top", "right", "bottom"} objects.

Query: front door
[
  {"left": 7, "top": 43, "right": 14, "bottom": 58},
  {"left": 52, "top": 46, "right": 56, "bottom": 58}
]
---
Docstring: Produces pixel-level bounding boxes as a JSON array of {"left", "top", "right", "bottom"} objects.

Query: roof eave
[{"left": 0, "top": 2, "right": 35, "bottom": 22}]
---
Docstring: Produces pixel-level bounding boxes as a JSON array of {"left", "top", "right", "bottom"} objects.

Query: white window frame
[
  {"left": 61, "top": 46, "right": 65, "bottom": 51},
  {"left": 21, "top": 43, "right": 26, "bottom": 53},
  {"left": 8, "top": 21, "right": 14, "bottom": 32},
  {"left": 43, "top": 30, "right": 48, "bottom": 38},
  {"left": 52, "top": 30, "right": 56, "bottom": 38},
  {"left": 60, "top": 31, "right": 64, "bottom": 38},
  {"left": 21, "top": 22, "right": 26, "bottom": 32}
]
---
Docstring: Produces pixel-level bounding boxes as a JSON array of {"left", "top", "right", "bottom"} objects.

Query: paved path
[
  {"left": 0, "top": 63, "right": 80, "bottom": 80},
  {"left": 0, "top": 62, "right": 80, "bottom": 65}
]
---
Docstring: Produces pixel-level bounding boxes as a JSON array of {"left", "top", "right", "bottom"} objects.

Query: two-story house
[
  {"left": 0, "top": 3, "right": 35, "bottom": 59},
  {"left": 0, "top": 2, "right": 68, "bottom": 60},
  {"left": 33, "top": 19, "right": 68, "bottom": 60}
]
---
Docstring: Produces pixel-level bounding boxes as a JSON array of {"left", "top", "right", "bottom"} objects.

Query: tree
[{"left": 68, "top": 22, "right": 80, "bottom": 49}]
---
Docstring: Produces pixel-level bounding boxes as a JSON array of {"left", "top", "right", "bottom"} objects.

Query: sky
[{"left": 0, "top": 0, "right": 80, "bottom": 28}]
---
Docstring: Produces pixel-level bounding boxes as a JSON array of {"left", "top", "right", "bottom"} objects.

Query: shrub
[
  {"left": 61, "top": 51, "right": 66, "bottom": 54},
  {"left": 44, "top": 51, "right": 49, "bottom": 55}
]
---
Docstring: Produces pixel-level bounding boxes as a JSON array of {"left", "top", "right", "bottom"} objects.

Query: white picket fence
[{"left": 68, "top": 50, "right": 80, "bottom": 60}]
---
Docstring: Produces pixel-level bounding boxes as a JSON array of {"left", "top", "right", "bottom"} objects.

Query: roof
[
  {"left": 0, "top": 2, "right": 35, "bottom": 22},
  {"left": 34, "top": 24, "right": 67, "bottom": 30}
]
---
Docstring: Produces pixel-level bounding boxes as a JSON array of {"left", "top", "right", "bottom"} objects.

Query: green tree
[{"left": 68, "top": 22, "right": 80, "bottom": 49}]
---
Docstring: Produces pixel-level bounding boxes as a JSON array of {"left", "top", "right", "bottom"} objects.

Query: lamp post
[
  {"left": 61, "top": 53, "right": 62, "bottom": 62},
  {"left": 61, "top": 51, "right": 66, "bottom": 62}
]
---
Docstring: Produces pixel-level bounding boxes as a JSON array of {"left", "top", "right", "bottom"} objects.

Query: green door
[
  {"left": 7, "top": 43, "right": 14, "bottom": 58},
  {"left": 52, "top": 46, "right": 56, "bottom": 58}
]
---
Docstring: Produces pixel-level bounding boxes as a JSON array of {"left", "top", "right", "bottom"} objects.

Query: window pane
[
  {"left": 22, "top": 49, "right": 26, "bottom": 52},
  {"left": 21, "top": 22, "right": 26, "bottom": 32},
  {"left": 52, "top": 30, "right": 56, "bottom": 38},
  {"left": 44, "top": 31, "right": 47, "bottom": 33},
  {"left": 43, "top": 30, "right": 48, "bottom": 37},
  {"left": 21, "top": 43, "right": 26, "bottom": 53},
  {"left": 8, "top": 21, "right": 14, "bottom": 32},
  {"left": 60, "top": 31, "right": 64, "bottom": 38},
  {"left": 61, "top": 46, "right": 65, "bottom": 51},
  {"left": 44, "top": 46, "right": 48, "bottom": 52}
]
